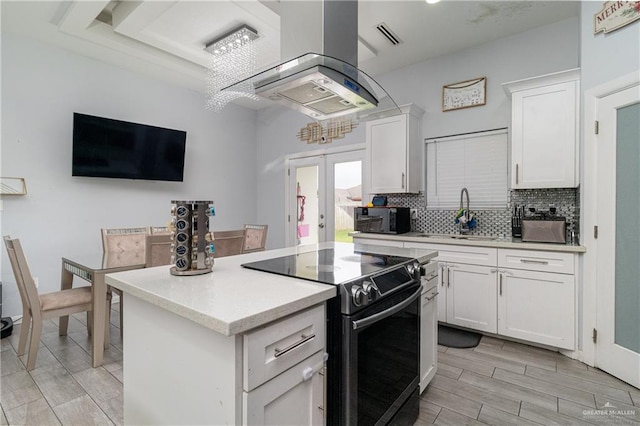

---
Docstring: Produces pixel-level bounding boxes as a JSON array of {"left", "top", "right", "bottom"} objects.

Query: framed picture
[{"left": 442, "top": 77, "right": 486, "bottom": 112}]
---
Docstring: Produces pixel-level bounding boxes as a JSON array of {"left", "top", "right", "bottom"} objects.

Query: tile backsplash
[{"left": 384, "top": 188, "right": 579, "bottom": 239}]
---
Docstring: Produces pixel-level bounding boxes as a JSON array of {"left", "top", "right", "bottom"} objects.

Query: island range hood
[{"left": 222, "top": 0, "right": 380, "bottom": 121}]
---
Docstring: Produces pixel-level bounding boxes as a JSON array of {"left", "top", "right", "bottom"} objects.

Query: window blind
[{"left": 425, "top": 129, "right": 508, "bottom": 209}]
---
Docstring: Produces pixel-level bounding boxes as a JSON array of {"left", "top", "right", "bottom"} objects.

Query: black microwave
[{"left": 354, "top": 207, "right": 411, "bottom": 234}]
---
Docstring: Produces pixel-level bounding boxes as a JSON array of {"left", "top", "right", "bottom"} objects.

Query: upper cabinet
[
  {"left": 503, "top": 69, "right": 580, "bottom": 189},
  {"left": 366, "top": 104, "right": 424, "bottom": 194}
]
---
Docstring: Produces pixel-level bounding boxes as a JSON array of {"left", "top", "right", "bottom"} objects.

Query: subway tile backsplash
[{"left": 384, "top": 188, "right": 579, "bottom": 238}]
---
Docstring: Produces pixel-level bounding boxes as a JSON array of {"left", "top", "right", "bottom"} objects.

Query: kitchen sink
[{"left": 415, "top": 233, "right": 498, "bottom": 241}]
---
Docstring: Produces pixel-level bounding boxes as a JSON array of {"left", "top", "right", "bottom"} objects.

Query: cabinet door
[
  {"left": 420, "top": 285, "right": 438, "bottom": 393},
  {"left": 367, "top": 114, "right": 408, "bottom": 193},
  {"left": 498, "top": 269, "right": 575, "bottom": 350},
  {"left": 447, "top": 264, "right": 497, "bottom": 333},
  {"left": 511, "top": 80, "right": 578, "bottom": 188},
  {"left": 243, "top": 351, "right": 325, "bottom": 426}
]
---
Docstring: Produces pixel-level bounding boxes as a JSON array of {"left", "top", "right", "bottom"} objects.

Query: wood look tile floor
[{"left": 2, "top": 305, "right": 639, "bottom": 425}]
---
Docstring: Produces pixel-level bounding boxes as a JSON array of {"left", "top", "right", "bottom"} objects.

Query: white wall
[
  {"left": 0, "top": 33, "right": 258, "bottom": 317},
  {"left": 256, "top": 17, "right": 580, "bottom": 248},
  {"left": 580, "top": 2, "right": 640, "bottom": 91}
]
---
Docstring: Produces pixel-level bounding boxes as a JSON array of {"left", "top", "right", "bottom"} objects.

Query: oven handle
[{"left": 352, "top": 286, "right": 422, "bottom": 330}]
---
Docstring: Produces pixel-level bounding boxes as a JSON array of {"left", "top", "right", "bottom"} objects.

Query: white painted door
[
  {"left": 595, "top": 85, "right": 640, "bottom": 388},
  {"left": 287, "top": 150, "right": 364, "bottom": 246},
  {"left": 498, "top": 269, "right": 575, "bottom": 350},
  {"left": 446, "top": 264, "right": 497, "bottom": 333}
]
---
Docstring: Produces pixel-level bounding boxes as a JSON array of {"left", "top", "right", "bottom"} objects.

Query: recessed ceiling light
[{"left": 426, "top": 0, "right": 440, "bottom": 4}]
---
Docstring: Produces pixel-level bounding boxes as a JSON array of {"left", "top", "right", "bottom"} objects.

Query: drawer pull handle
[
  {"left": 426, "top": 291, "right": 439, "bottom": 301},
  {"left": 274, "top": 333, "right": 315, "bottom": 358},
  {"left": 520, "top": 259, "right": 549, "bottom": 265}
]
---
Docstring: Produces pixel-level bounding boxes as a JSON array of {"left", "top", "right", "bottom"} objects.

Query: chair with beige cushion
[
  {"left": 213, "top": 230, "right": 246, "bottom": 258},
  {"left": 101, "top": 227, "right": 149, "bottom": 335},
  {"left": 242, "top": 224, "right": 268, "bottom": 253},
  {"left": 145, "top": 234, "right": 173, "bottom": 267},
  {"left": 4, "top": 236, "right": 111, "bottom": 370}
]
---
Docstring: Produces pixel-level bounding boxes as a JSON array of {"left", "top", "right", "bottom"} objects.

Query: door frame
[
  {"left": 284, "top": 143, "right": 367, "bottom": 247},
  {"left": 583, "top": 70, "right": 640, "bottom": 368}
]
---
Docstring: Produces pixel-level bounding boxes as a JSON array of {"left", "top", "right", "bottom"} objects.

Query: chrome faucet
[{"left": 459, "top": 187, "right": 470, "bottom": 234}]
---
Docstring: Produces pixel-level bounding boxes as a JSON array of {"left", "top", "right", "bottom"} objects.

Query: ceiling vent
[{"left": 375, "top": 23, "right": 402, "bottom": 46}]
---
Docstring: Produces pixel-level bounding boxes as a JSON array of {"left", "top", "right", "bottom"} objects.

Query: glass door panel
[
  {"left": 614, "top": 101, "right": 640, "bottom": 353},
  {"left": 332, "top": 160, "right": 362, "bottom": 243},
  {"left": 295, "top": 164, "right": 320, "bottom": 246}
]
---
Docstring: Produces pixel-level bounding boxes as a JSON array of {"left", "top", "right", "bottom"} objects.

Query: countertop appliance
[
  {"left": 354, "top": 206, "right": 411, "bottom": 234},
  {"left": 522, "top": 216, "right": 567, "bottom": 243},
  {"left": 242, "top": 245, "right": 428, "bottom": 425}
]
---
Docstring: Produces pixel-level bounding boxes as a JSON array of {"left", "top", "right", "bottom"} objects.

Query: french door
[
  {"left": 595, "top": 83, "right": 640, "bottom": 388},
  {"left": 286, "top": 148, "right": 365, "bottom": 246}
]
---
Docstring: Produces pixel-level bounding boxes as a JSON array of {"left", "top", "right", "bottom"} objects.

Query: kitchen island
[{"left": 105, "top": 242, "right": 437, "bottom": 425}]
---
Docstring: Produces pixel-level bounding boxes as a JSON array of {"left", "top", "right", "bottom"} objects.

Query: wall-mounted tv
[{"left": 72, "top": 113, "right": 187, "bottom": 182}]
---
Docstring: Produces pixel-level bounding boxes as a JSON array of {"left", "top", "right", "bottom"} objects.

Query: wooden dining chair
[
  {"left": 3, "top": 236, "right": 111, "bottom": 370},
  {"left": 101, "top": 227, "right": 150, "bottom": 335},
  {"left": 213, "top": 230, "right": 246, "bottom": 258},
  {"left": 242, "top": 224, "right": 268, "bottom": 253},
  {"left": 145, "top": 234, "right": 173, "bottom": 267}
]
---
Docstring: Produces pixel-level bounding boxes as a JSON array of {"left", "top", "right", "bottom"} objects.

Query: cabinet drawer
[
  {"left": 498, "top": 249, "right": 574, "bottom": 274},
  {"left": 353, "top": 237, "right": 404, "bottom": 248},
  {"left": 243, "top": 304, "right": 325, "bottom": 392},
  {"left": 405, "top": 242, "right": 497, "bottom": 267}
]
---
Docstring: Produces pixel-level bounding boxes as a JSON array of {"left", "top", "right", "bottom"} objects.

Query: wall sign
[
  {"left": 594, "top": 1, "right": 640, "bottom": 34},
  {"left": 442, "top": 77, "right": 486, "bottom": 112}
]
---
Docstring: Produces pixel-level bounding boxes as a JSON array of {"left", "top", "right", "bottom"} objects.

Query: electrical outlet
[
  {"left": 410, "top": 208, "right": 418, "bottom": 219},
  {"left": 33, "top": 277, "right": 39, "bottom": 288}
]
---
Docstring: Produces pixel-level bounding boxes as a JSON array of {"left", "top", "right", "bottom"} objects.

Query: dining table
[{"left": 59, "top": 249, "right": 146, "bottom": 367}]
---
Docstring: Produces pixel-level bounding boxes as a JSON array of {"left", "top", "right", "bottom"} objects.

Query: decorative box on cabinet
[
  {"left": 503, "top": 68, "right": 580, "bottom": 189},
  {"left": 366, "top": 104, "right": 424, "bottom": 194}
]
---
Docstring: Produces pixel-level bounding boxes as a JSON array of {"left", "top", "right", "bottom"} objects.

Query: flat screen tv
[{"left": 72, "top": 113, "right": 186, "bottom": 182}]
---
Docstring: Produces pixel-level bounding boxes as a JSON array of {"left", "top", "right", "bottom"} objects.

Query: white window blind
[{"left": 425, "top": 129, "right": 508, "bottom": 209}]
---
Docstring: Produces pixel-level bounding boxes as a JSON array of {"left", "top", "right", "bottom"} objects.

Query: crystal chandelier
[{"left": 204, "top": 25, "right": 259, "bottom": 112}]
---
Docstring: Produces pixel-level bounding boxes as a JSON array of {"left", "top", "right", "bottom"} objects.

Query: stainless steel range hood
[
  {"left": 221, "top": 0, "right": 389, "bottom": 121},
  {"left": 250, "top": 53, "right": 378, "bottom": 120}
]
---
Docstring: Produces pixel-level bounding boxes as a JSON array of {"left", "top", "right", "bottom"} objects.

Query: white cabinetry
[
  {"left": 420, "top": 263, "right": 438, "bottom": 393},
  {"left": 503, "top": 69, "right": 580, "bottom": 189},
  {"left": 354, "top": 235, "right": 578, "bottom": 350},
  {"left": 123, "top": 297, "right": 326, "bottom": 425},
  {"left": 405, "top": 243, "right": 498, "bottom": 334},
  {"left": 243, "top": 304, "right": 326, "bottom": 425},
  {"left": 497, "top": 249, "right": 575, "bottom": 350},
  {"left": 366, "top": 104, "right": 424, "bottom": 194}
]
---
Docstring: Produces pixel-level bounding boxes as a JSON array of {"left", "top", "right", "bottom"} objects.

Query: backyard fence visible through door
[{"left": 286, "top": 147, "right": 365, "bottom": 247}]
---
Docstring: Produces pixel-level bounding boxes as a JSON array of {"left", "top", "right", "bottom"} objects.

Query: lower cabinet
[
  {"left": 497, "top": 250, "right": 576, "bottom": 350},
  {"left": 243, "top": 350, "right": 326, "bottom": 425},
  {"left": 446, "top": 264, "right": 497, "bottom": 333},
  {"left": 121, "top": 297, "right": 327, "bottom": 425},
  {"left": 243, "top": 304, "right": 327, "bottom": 425},
  {"left": 368, "top": 236, "right": 578, "bottom": 351},
  {"left": 420, "top": 265, "right": 438, "bottom": 393}
]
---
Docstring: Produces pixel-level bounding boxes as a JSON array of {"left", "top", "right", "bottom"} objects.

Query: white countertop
[
  {"left": 105, "top": 242, "right": 438, "bottom": 336},
  {"left": 353, "top": 232, "right": 586, "bottom": 253}
]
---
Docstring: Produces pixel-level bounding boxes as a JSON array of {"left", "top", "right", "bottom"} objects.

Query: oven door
[{"left": 342, "top": 282, "right": 421, "bottom": 426}]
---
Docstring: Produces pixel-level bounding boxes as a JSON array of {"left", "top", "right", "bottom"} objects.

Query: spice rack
[{"left": 170, "top": 200, "right": 215, "bottom": 276}]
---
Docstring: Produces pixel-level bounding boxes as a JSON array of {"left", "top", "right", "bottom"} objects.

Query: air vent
[{"left": 375, "top": 23, "right": 402, "bottom": 46}]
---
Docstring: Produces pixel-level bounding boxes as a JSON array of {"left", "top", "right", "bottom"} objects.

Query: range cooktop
[{"left": 241, "top": 248, "right": 413, "bottom": 285}]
